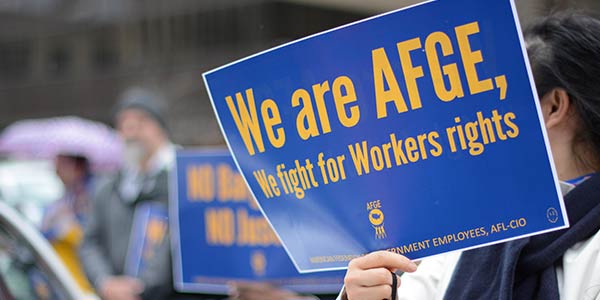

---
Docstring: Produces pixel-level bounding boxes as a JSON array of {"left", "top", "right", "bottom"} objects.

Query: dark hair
[
  {"left": 72, "top": 155, "right": 90, "bottom": 173},
  {"left": 525, "top": 12, "right": 600, "bottom": 171},
  {"left": 58, "top": 154, "right": 90, "bottom": 176}
]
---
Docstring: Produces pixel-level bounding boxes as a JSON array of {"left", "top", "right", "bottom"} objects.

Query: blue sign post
[
  {"left": 203, "top": 0, "right": 568, "bottom": 273},
  {"left": 170, "top": 150, "right": 344, "bottom": 294}
]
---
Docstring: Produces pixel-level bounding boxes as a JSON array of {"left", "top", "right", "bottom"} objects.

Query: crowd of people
[
  {"left": 34, "top": 87, "right": 334, "bottom": 300},
  {"left": 1, "top": 10, "right": 598, "bottom": 300},
  {"left": 38, "top": 87, "right": 179, "bottom": 300}
]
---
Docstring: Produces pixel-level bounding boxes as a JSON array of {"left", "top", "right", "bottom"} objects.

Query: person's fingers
[
  {"left": 344, "top": 267, "right": 396, "bottom": 287},
  {"left": 124, "top": 277, "right": 145, "bottom": 294},
  {"left": 344, "top": 253, "right": 407, "bottom": 300},
  {"left": 106, "top": 290, "right": 140, "bottom": 300},
  {"left": 233, "top": 281, "right": 273, "bottom": 292},
  {"left": 236, "top": 288, "right": 295, "bottom": 300},
  {"left": 346, "top": 284, "right": 393, "bottom": 300},
  {"left": 228, "top": 282, "right": 240, "bottom": 298},
  {"left": 229, "top": 282, "right": 298, "bottom": 300},
  {"left": 234, "top": 288, "right": 268, "bottom": 300},
  {"left": 349, "top": 251, "right": 417, "bottom": 272}
]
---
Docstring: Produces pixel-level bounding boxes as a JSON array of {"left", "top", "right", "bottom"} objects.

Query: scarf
[{"left": 443, "top": 173, "right": 600, "bottom": 300}]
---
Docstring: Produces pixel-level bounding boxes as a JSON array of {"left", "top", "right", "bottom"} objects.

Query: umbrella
[{"left": 0, "top": 116, "right": 123, "bottom": 172}]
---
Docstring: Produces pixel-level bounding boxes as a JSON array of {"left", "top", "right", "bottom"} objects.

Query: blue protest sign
[
  {"left": 203, "top": 0, "right": 567, "bottom": 272},
  {"left": 125, "top": 202, "right": 169, "bottom": 277},
  {"left": 170, "top": 150, "right": 344, "bottom": 294}
]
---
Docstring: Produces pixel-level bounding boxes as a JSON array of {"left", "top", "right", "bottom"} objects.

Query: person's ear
[{"left": 540, "top": 88, "right": 572, "bottom": 129}]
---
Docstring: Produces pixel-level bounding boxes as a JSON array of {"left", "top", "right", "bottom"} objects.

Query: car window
[{"left": 0, "top": 226, "right": 68, "bottom": 300}]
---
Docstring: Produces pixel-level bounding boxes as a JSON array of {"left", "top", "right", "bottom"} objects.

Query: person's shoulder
[
  {"left": 90, "top": 171, "right": 121, "bottom": 197},
  {"left": 567, "top": 228, "right": 600, "bottom": 254}
]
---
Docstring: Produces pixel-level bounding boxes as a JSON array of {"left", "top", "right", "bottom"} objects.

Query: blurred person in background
[
  {"left": 41, "top": 153, "right": 95, "bottom": 293},
  {"left": 80, "top": 87, "right": 177, "bottom": 300}
]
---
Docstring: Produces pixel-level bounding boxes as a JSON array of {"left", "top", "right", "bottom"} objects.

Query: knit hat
[{"left": 113, "top": 87, "right": 168, "bottom": 131}]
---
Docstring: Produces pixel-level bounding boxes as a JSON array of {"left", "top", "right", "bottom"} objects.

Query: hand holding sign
[{"left": 342, "top": 251, "right": 416, "bottom": 300}]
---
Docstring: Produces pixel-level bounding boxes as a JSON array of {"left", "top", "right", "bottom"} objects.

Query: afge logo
[
  {"left": 251, "top": 250, "right": 267, "bottom": 276},
  {"left": 367, "top": 200, "right": 386, "bottom": 239}
]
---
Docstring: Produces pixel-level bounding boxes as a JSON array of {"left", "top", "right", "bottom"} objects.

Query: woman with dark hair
[
  {"left": 340, "top": 12, "right": 600, "bottom": 300},
  {"left": 41, "top": 154, "right": 95, "bottom": 293}
]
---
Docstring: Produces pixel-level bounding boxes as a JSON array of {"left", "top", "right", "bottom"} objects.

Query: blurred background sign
[
  {"left": 171, "top": 150, "right": 345, "bottom": 294},
  {"left": 125, "top": 202, "right": 169, "bottom": 278}
]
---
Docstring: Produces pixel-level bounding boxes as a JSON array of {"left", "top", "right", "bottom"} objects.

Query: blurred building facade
[{"left": 0, "top": 0, "right": 598, "bottom": 146}]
